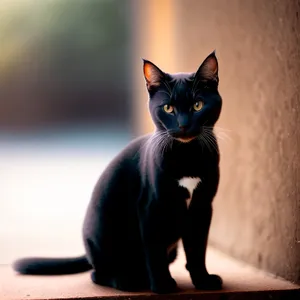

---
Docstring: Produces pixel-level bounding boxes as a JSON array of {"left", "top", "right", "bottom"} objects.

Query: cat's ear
[
  {"left": 195, "top": 50, "right": 219, "bottom": 84},
  {"left": 143, "top": 59, "right": 165, "bottom": 91}
]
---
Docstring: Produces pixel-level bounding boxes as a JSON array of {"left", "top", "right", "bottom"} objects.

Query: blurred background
[
  {"left": 0, "top": 0, "right": 299, "bottom": 284},
  {"left": 0, "top": 0, "right": 133, "bottom": 263}
]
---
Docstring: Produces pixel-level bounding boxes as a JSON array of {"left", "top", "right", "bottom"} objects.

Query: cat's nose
[
  {"left": 177, "top": 115, "right": 190, "bottom": 131},
  {"left": 179, "top": 124, "right": 188, "bottom": 132}
]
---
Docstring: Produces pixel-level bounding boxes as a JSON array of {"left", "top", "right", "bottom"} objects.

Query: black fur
[{"left": 13, "top": 52, "right": 223, "bottom": 294}]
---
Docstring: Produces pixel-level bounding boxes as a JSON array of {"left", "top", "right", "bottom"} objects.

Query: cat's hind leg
[
  {"left": 91, "top": 271, "right": 149, "bottom": 292},
  {"left": 91, "top": 264, "right": 149, "bottom": 291},
  {"left": 111, "top": 250, "right": 149, "bottom": 292},
  {"left": 90, "top": 246, "right": 149, "bottom": 292},
  {"left": 167, "top": 244, "right": 178, "bottom": 264}
]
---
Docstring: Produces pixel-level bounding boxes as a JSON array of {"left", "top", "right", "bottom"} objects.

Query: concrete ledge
[{"left": 1, "top": 247, "right": 299, "bottom": 300}]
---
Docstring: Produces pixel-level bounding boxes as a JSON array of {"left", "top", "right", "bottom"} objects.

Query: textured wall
[{"left": 172, "top": 0, "right": 300, "bottom": 283}]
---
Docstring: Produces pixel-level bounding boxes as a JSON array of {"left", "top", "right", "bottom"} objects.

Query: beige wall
[
  {"left": 134, "top": 0, "right": 300, "bottom": 283},
  {"left": 130, "top": 0, "right": 178, "bottom": 134},
  {"left": 175, "top": 0, "right": 300, "bottom": 283}
]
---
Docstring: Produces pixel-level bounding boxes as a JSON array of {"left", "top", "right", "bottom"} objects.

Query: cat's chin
[{"left": 175, "top": 136, "right": 196, "bottom": 143}]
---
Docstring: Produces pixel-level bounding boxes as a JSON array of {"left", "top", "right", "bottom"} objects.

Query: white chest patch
[{"left": 178, "top": 177, "right": 201, "bottom": 208}]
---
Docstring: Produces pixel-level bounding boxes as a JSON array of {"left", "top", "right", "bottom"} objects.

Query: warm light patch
[
  {"left": 143, "top": 61, "right": 163, "bottom": 88},
  {"left": 144, "top": 63, "right": 153, "bottom": 82}
]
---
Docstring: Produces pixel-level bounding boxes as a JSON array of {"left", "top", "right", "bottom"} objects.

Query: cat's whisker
[
  {"left": 216, "top": 134, "right": 231, "bottom": 143},
  {"left": 200, "top": 130, "right": 219, "bottom": 154},
  {"left": 206, "top": 135, "right": 219, "bottom": 154},
  {"left": 203, "top": 125, "right": 232, "bottom": 134},
  {"left": 213, "top": 131, "right": 232, "bottom": 143},
  {"left": 206, "top": 130, "right": 226, "bottom": 142},
  {"left": 154, "top": 133, "right": 165, "bottom": 152},
  {"left": 148, "top": 131, "right": 172, "bottom": 156},
  {"left": 164, "top": 133, "right": 173, "bottom": 153},
  {"left": 198, "top": 133, "right": 212, "bottom": 154},
  {"left": 205, "top": 136, "right": 219, "bottom": 153},
  {"left": 218, "top": 132, "right": 232, "bottom": 141},
  {"left": 150, "top": 134, "right": 161, "bottom": 149},
  {"left": 213, "top": 128, "right": 232, "bottom": 137},
  {"left": 215, "top": 135, "right": 226, "bottom": 143},
  {"left": 203, "top": 126, "right": 232, "bottom": 143},
  {"left": 162, "top": 139, "right": 169, "bottom": 154},
  {"left": 203, "top": 137, "right": 214, "bottom": 154},
  {"left": 214, "top": 127, "right": 232, "bottom": 133},
  {"left": 205, "top": 125, "right": 232, "bottom": 131},
  {"left": 196, "top": 135, "right": 205, "bottom": 152}
]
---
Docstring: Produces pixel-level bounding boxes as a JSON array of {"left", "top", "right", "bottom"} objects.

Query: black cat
[{"left": 13, "top": 51, "right": 223, "bottom": 294}]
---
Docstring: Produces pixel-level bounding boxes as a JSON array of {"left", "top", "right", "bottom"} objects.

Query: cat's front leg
[
  {"left": 138, "top": 198, "right": 177, "bottom": 294},
  {"left": 182, "top": 175, "right": 222, "bottom": 290}
]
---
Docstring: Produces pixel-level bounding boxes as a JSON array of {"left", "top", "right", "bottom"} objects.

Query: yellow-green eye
[
  {"left": 164, "top": 104, "right": 174, "bottom": 113},
  {"left": 193, "top": 101, "right": 203, "bottom": 111}
]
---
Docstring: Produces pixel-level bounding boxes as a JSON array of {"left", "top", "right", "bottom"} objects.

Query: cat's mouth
[
  {"left": 175, "top": 136, "right": 196, "bottom": 143},
  {"left": 168, "top": 128, "right": 201, "bottom": 143}
]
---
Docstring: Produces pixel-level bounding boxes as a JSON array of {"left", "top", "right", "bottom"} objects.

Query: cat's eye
[
  {"left": 193, "top": 101, "right": 203, "bottom": 111},
  {"left": 163, "top": 104, "right": 174, "bottom": 114}
]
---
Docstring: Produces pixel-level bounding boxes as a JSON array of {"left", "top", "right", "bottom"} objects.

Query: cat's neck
[{"left": 141, "top": 129, "right": 219, "bottom": 174}]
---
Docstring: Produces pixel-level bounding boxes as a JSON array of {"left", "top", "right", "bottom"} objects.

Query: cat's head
[{"left": 143, "top": 51, "right": 222, "bottom": 143}]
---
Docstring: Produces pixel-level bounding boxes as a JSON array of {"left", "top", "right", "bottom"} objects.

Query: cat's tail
[{"left": 12, "top": 255, "right": 92, "bottom": 275}]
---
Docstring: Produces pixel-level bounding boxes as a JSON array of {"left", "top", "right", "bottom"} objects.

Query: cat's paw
[
  {"left": 192, "top": 274, "right": 222, "bottom": 290},
  {"left": 151, "top": 277, "right": 178, "bottom": 294}
]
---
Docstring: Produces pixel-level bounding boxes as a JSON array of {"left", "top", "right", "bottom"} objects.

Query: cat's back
[
  {"left": 86, "top": 133, "right": 151, "bottom": 212},
  {"left": 114, "top": 133, "right": 151, "bottom": 164},
  {"left": 95, "top": 133, "right": 151, "bottom": 183}
]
